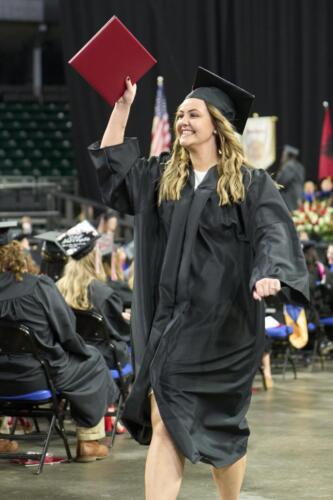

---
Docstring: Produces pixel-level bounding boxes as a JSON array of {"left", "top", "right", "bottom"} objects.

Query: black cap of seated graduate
[
  {"left": 0, "top": 221, "right": 19, "bottom": 246},
  {"left": 35, "top": 230, "right": 66, "bottom": 259},
  {"left": 56, "top": 220, "right": 101, "bottom": 260},
  {"left": 185, "top": 66, "right": 255, "bottom": 135}
]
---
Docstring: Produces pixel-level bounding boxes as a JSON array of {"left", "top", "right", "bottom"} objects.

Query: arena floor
[{"left": 1, "top": 362, "right": 332, "bottom": 500}]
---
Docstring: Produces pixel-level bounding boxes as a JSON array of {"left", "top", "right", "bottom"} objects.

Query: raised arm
[
  {"left": 100, "top": 77, "right": 137, "bottom": 148},
  {"left": 89, "top": 78, "right": 166, "bottom": 215}
]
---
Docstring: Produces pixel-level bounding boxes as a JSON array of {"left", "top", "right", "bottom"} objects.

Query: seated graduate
[
  {"left": 56, "top": 221, "right": 131, "bottom": 369},
  {"left": 99, "top": 235, "right": 133, "bottom": 309},
  {"left": 0, "top": 221, "right": 119, "bottom": 462},
  {"left": 35, "top": 230, "right": 68, "bottom": 282}
]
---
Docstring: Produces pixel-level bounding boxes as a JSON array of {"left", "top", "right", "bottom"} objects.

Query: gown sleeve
[
  {"left": 245, "top": 169, "right": 310, "bottom": 305},
  {"left": 88, "top": 138, "right": 167, "bottom": 215},
  {"left": 35, "top": 276, "right": 91, "bottom": 356}
]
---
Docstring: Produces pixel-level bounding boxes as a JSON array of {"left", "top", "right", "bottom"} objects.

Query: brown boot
[
  {"left": 76, "top": 440, "right": 109, "bottom": 463},
  {"left": 0, "top": 439, "right": 19, "bottom": 453}
]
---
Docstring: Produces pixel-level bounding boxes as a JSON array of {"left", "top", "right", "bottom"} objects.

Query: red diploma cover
[{"left": 68, "top": 15, "right": 157, "bottom": 105}]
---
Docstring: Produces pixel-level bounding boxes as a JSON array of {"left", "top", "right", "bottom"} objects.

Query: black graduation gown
[
  {"left": 88, "top": 279, "right": 131, "bottom": 367},
  {"left": 0, "top": 272, "right": 119, "bottom": 427},
  {"left": 275, "top": 159, "right": 305, "bottom": 211},
  {"left": 89, "top": 138, "right": 309, "bottom": 467},
  {"left": 107, "top": 278, "right": 132, "bottom": 309}
]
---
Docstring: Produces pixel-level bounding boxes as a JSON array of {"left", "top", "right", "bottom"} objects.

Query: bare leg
[
  {"left": 212, "top": 455, "right": 247, "bottom": 500},
  {"left": 262, "top": 353, "right": 273, "bottom": 388},
  {"left": 262, "top": 353, "right": 272, "bottom": 378},
  {"left": 145, "top": 394, "right": 185, "bottom": 500}
]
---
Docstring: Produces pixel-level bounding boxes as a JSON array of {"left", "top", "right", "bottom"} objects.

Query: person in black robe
[
  {"left": 0, "top": 223, "right": 119, "bottom": 462},
  {"left": 56, "top": 223, "right": 131, "bottom": 369},
  {"left": 275, "top": 145, "right": 305, "bottom": 211},
  {"left": 89, "top": 68, "right": 309, "bottom": 499}
]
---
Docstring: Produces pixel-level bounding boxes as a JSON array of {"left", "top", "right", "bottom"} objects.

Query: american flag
[{"left": 150, "top": 76, "right": 171, "bottom": 157}]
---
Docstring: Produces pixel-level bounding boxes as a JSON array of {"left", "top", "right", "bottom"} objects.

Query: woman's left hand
[{"left": 253, "top": 278, "right": 281, "bottom": 301}]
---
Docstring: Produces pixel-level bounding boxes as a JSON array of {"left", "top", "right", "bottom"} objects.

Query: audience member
[
  {"left": 303, "top": 180, "right": 317, "bottom": 203},
  {"left": 317, "top": 177, "right": 333, "bottom": 203},
  {"left": 276, "top": 145, "right": 305, "bottom": 211},
  {"left": 36, "top": 231, "right": 68, "bottom": 282},
  {"left": 56, "top": 221, "right": 131, "bottom": 369}
]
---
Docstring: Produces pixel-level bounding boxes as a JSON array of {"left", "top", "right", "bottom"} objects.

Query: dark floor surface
[{"left": 1, "top": 363, "right": 332, "bottom": 500}]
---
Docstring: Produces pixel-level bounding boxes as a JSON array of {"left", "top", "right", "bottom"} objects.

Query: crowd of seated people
[
  {"left": 0, "top": 215, "right": 135, "bottom": 458},
  {"left": 0, "top": 221, "right": 119, "bottom": 460},
  {"left": 263, "top": 238, "right": 333, "bottom": 388},
  {"left": 302, "top": 177, "right": 333, "bottom": 205}
]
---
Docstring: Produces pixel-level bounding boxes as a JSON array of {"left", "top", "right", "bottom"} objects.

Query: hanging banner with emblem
[{"left": 241, "top": 116, "right": 277, "bottom": 169}]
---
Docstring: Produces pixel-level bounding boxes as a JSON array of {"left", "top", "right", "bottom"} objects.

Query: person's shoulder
[
  {"left": 89, "top": 279, "right": 111, "bottom": 297},
  {"left": 241, "top": 165, "right": 268, "bottom": 190},
  {"left": 35, "top": 274, "right": 58, "bottom": 291}
]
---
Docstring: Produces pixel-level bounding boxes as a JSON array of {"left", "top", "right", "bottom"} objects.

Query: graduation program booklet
[{"left": 68, "top": 15, "right": 157, "bottom": 105}]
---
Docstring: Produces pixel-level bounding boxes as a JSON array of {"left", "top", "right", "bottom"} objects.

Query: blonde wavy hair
[
  {"left": 158, "top": 102, "right": 247, "bottom": 205},
  {"left": 0, "top": 241, "right": 27, "bottom": 281},
  {"left": 57, "top": 248, "right": 106, "bottom": 310}
]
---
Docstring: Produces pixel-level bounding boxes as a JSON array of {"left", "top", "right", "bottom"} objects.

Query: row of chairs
[
  {"left": 0, "top": 129, "right": 69, "bottom": 140},
  {"left": 0, "top": 121, "right": 72, "bottom": 131},
  {"left": 1, "top": 139, "right": 72, "bottom": 150},
  {"left": 0, "top": 102, "right": 70, "bottom": 112},
  {"left": 265, "top": 304, "right": 333, "bottom": 381},
  {"left": 0, "top": 310, "right": 133, "bottom": 474},
  {"left": 0, "top": 111, "right": 69, "bottom": 121}
]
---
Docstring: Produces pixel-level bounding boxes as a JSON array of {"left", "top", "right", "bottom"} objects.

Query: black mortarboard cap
[
  {"left": 35, "top": 231, "right": 66, "bottom": 259},
  {"left": 186, "top": 66, "right": 255, "bottom": 135},
  {"left": 301, "top": 240, "right": 317, "bottom": 252},
  {"left": 283, "top": 144, "right": 299, "bottom": 156},
  {"left": 56, "top": 221, "right": 100, "bottom": 260},
  {"left": 0, "top": 221, "right": 19, "bottom": 246}
]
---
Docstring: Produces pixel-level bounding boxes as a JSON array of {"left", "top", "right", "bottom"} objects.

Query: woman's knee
[{"left": 150, "top": 396, "right": 170, "bottom": 439}]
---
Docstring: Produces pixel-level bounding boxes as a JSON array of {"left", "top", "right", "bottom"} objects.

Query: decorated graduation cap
[
  {"left": 185, "top": 66, "right": 255, "bottom": 134},
  {"left": 56, "top": 220, "right": 100, "bottom": 260},
  {"left": 0, "top": 221, "right": 19, "bottom": 246}
]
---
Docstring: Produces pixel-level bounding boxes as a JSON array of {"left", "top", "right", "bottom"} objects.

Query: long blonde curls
[
  {"left": 158, "top": 102, "right": 246, "bottom": 206},
  {"left": 57, "top": 248, "right": 106, "bottom": 310},
  {"left": 0, "top": 241, "right": 26, "bottom": 281}
]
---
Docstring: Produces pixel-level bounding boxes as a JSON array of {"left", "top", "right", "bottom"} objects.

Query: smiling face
[{"left": 175, "top": 98, "right": 217, "bottom": 152}]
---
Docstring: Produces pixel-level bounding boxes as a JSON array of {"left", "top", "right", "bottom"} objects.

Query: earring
[{"left": 213, "top": 130, "right": 218, "bottom": 135}]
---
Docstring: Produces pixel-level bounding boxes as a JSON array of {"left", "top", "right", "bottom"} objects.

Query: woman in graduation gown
[
  {"left": 89, "top": 69, "right": 309, "bottom": 499},
  {"left": 0, "top": 228, "right": 119, "bottom": 462},
  {"left": 57, "top": 242, "right": 131, "bottom": 369}
]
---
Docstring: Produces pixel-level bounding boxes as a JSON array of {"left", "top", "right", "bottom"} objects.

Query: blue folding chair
[
  {"left": 265, "top": 324, "right": 296, "bottom": 379},
  {"left": 0, "top": 319, "right": 72, "bottom": 474}
]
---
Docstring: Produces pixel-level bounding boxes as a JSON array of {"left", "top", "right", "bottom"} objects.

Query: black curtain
[{"left": 59, "top": 0, "right": 333, "bottom": 200}]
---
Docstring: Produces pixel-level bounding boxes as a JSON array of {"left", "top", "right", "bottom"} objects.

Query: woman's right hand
[
  {"left": 101, "top": 77, "right": 136, "bottom": 147},
  {"left": 116, "top": 77, "right": 137, "bottom": 107}
]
